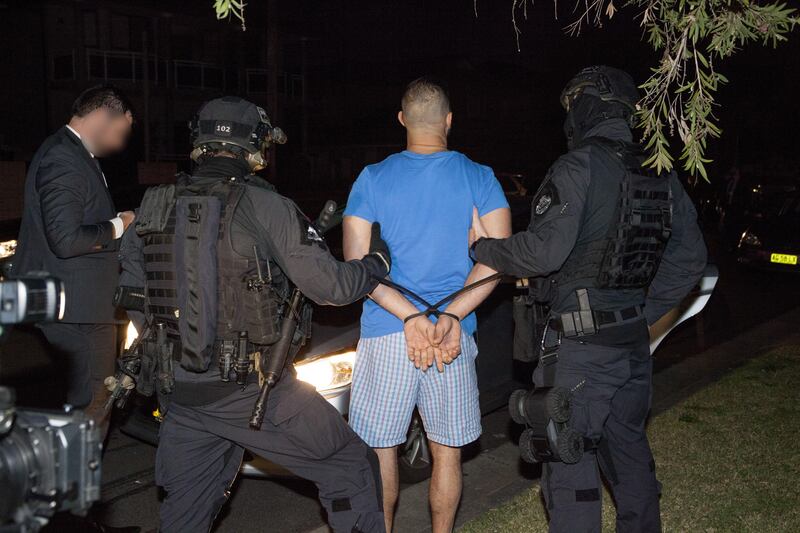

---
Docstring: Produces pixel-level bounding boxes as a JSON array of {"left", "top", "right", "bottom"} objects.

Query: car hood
[{"left": 297, "top": 303, "right": 362, "bottom": 361}]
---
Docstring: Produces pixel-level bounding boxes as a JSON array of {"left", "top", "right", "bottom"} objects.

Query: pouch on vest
[
  {"left": 174, "top": 195, "right": 221, "bottom": 372},
  {"left": 135, "top": 184, "right": 176, "bottom": 236},
  {"left": 551, "top": 138, "right": 673, "bottom": 294},
  {"left": 597, "top": 169, "right": 673, "bottom": 289}
]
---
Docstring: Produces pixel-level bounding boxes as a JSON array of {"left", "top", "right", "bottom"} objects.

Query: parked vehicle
[{"left": 736, "top": 193, "right": 800, "bottom": 272}]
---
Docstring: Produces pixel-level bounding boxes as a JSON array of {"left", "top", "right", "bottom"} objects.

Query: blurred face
[{"left": 83, "top": 109, "right": 133, "bottom": 157}]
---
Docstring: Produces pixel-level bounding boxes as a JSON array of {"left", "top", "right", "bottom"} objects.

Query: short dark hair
[
  {"left": 71, "top": 85, "right": 133, "bottom": 118},
  {"left": 401, "top": 77, "right": 451, "bottom": 126}
]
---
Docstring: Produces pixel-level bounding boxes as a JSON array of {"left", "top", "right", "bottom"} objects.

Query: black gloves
[{"left": 362, "top": 222, "right": 391, "bottom": 281}]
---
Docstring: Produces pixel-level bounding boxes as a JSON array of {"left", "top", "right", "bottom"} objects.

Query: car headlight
[
  {"left": 739, "top": 230, "right": 762, "bottom": 248},
  {"left": 124, "top": 321, "right": 139, "bottom": 351},
  {"left": 295, "top": 351, "right": 356, "bottom": 392},
  {"left": 121, "top": 321, "right": 355, "bottom": 392},
  {"left": 0, "top": 239, "right": 17, "bottom": 260}
]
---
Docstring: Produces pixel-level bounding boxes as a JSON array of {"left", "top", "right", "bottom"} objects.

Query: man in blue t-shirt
[{"left": 343, "top": 78, "right": 511, "bottom": 533}]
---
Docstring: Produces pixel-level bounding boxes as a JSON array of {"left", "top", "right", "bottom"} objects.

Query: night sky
[
  {"left": 272, "top": 0, "right": 800, "bottom": 186},
  {"left": 2, "top": 0, "right": 798, "bottom": 191}
]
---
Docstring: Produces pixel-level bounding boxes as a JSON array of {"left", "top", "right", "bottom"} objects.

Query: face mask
[{"left": 562, "top": 95, "right": 623, "bottom": 150}]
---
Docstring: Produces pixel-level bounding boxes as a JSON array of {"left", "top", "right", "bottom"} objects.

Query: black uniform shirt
[
  {"left": 473, "top": 119, "right": 708, "bottom": 327},
  {"left": 119, "top": 157, "right": 379, "bottom": 406}
]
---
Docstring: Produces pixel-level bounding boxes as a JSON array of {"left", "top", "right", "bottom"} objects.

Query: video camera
[{"left": 0, "top": 275, "right": 102, "bottom": 533}]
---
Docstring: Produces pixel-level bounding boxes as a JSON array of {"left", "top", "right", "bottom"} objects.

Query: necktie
[{"left": 92, "top": 158, "right": 108, "bottom": 187}]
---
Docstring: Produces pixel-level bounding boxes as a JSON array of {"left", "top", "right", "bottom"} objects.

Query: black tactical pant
[
  {"left": 155, "top": 376, "right": 385, "bottom": 533},
  {"left": 537, "top": 333, "right": 662, "bottom": 533}
]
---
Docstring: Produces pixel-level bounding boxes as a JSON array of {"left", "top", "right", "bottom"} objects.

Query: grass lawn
[{"left": 461, "top": 345, "right": 800, "bottom": 532}]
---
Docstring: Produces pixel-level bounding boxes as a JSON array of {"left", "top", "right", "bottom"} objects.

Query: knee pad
[{"left": 508, "top": 385, "right": 588, "bottom": 464}]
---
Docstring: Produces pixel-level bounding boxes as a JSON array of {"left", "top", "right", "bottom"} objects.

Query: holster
[
  {"left": 137, "top": 343, "right": 156, "bottom": 397},
  {"left": 557, "top": 288, "right": 597, "bottom": 338},
  {"left": 539, "top": 342, "right": 560, "bottom": 389},
  {"left": 513, "top": 292, "right": 549, "bottom": 363},
  {"left": 137, "top": 323, "right": 175, "bottom": 397}
]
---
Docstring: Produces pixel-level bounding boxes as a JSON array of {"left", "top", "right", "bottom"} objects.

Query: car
[{"left": 736, "top": 192, "right": 800, "bottom": 272}]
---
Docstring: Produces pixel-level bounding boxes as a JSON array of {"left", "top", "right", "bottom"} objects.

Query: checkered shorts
[{"left": 348, "top": 331, "right": 481, "bottom": 448}]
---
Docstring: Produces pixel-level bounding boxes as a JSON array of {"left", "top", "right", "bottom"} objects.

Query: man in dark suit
[{"left": 13, "top": 86, "right": 135, "bottom": 429}]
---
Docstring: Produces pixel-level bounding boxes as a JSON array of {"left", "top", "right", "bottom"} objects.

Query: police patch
[
  {"left": 535, "top": 194, "right": 552, "bottom": 215},
  {"left": 306, "top": 225, "right": 324, "bottom": 244},
  {"left": 296, "top": 207, "right": 328, "bottom": 250},
  {"left": 533, "top": 182, "right": 560, "bottom": 217}
]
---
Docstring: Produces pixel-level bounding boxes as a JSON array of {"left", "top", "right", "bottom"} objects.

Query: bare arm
[
  {"left": 444, "top": 207, "right": 511, "bottom": 320},
  {"left": 343, "top": 215, "right": 419, "bottom": 320},
  {"left": 344, "top": 215, "right": 437, "bottom": 368},
  {"left": 433, "top": 207, "right": 512, "bottom": 362}
]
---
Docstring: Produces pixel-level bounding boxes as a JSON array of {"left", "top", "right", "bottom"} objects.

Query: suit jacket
[{"left": 12, "top": 126, "right": 121, "bottom": 323}]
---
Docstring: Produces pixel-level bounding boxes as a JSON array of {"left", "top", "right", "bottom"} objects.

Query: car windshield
[{"left": 777, "top": 195, "right": 800, "bottom": 219}]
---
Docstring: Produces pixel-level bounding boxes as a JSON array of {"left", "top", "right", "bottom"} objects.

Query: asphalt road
[{"left": 2, "top": 234, "right": 799, "bottom": 532}]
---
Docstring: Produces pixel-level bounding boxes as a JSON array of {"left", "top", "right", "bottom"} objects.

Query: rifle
[
  {"left": 249, "top": 288, "right": 304, "bottom": 429},
  {"left": 248, "top": 201, "right": 339, "bottom": 429}
]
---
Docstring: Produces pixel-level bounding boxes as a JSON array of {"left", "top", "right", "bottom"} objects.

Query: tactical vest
[
  {"left": 552, "top": 138, "right": 673, "bottom": 295},
  {"left": 137, "top": 176, "right": 281, "bottom": 372}
]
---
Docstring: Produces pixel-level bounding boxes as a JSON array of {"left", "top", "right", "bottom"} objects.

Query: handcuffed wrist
[
  {"left": 403, "top": 310, "right": 460, "bottom": 324},
  {"left": 403, "top": 312, "right": 426, "bottom": 324}
]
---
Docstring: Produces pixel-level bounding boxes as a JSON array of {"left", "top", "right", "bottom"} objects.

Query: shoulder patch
[
  {"left": 535, "top": 193, "right": 552, "bottom": 215},
  {"left": 295, "top": 207, "right": 328, "bottom": 250},
  {"left": 534, "top": 182, "right": 560, "bottom": 216}
]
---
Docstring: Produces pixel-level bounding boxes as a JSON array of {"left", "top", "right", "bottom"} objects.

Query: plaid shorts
[{"left": 348, "top": 330, "right": 481, "bottom": 448}]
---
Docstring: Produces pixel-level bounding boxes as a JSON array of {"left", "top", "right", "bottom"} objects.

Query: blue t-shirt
[{"left": 344, "top": 150, "right": 509, "bottom": 338}]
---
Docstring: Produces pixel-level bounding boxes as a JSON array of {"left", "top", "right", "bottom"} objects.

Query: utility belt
[
  {"left": 512, "top": 286, "right": 644, "bottom": 363},
  {"left": 548, "top": 288, "right": 643, "bottom": 339},
  {"left": 548, "top": 306, "right": 644, "bottom": 338},
  {"left": 104, "top": 323, "right": 277, "bottom": 413},
  {"left": 212, "top": 335, "right": 288, "bottom": 386},
  {"left": 529, "top": 288, "right": 644, "bottom": 391},
  {"left": 140, "top": 330, "right": 278, "bottom": 390}
]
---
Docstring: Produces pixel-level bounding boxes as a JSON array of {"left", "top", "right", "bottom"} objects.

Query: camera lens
[
  {"left": 0, "top": 425, "right": 37, "bottom": 523},
  {"left": 0, "top": 276, "right": 65, "bottom": 325}
]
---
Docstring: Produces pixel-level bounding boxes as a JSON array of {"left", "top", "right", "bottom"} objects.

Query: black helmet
[
  {"left": 560, "top": 66, "right": 640, "bottom": 113},
  {"left": 189, "top": 96, "right": 286, "bottom": 170},
  {"left": 561, "top": 66, "right": 640, "bottom": 149}
]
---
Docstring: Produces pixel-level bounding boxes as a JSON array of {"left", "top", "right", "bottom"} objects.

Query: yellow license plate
[{"left": 770, "top": 253, "right": 798, "bottom": 265}]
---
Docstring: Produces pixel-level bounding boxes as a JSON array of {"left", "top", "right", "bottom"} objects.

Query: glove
[{"left": 367, "top": 222, "right": 391, "bottom": 275}]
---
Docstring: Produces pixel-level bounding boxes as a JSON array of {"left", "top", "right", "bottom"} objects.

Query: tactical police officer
[
  {"left": 117, "top": 97, "right": 389, "bottom": 533},
  {"left": 470, "top": 66, "right": 708, "bottom": 532}
]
